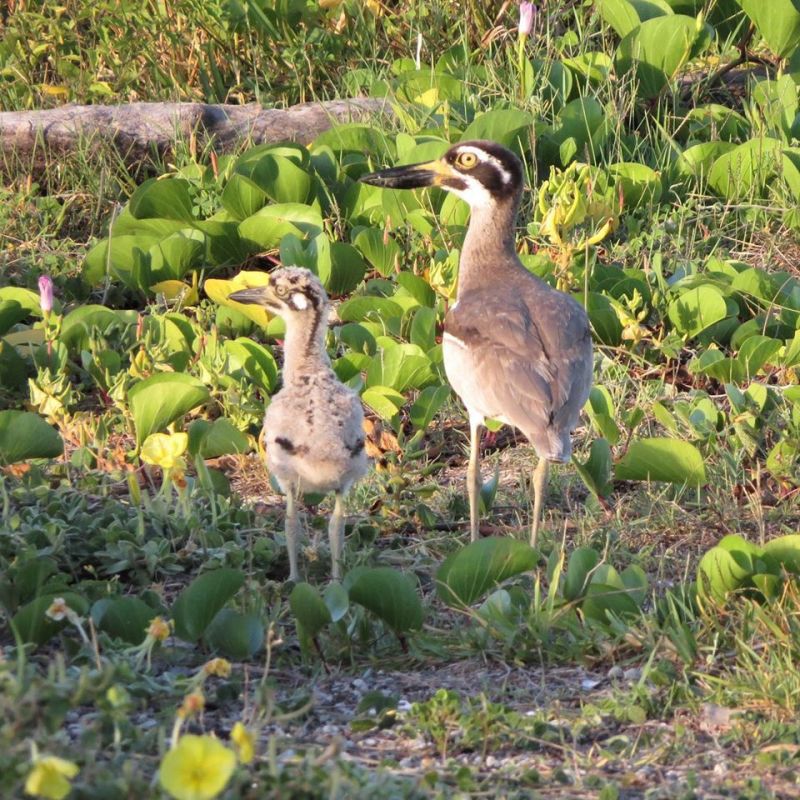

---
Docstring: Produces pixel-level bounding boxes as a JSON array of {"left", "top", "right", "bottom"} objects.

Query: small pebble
[{"left": 319, "top": 724, "right": 339, "bottom": 735}]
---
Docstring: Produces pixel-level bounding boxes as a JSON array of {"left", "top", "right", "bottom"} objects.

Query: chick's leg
[
  {"left": 328, "top": 492, "right": 345, "bottom": 582},
  {"left": 285, "top": 484, "right": 301, "bottom": 582}
]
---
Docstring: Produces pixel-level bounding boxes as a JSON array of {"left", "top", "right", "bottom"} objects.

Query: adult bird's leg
[
  {"left": 530, "top": 458, "right": 550, "bottom": 547},
  {"left": 328, "top": 492, "right": 345, "bottom": 582},
  {"left": 467, "top": 416, "right": 482, "bottom": 542},
  {"left": 285, "top": 484, "right": 301, "bottom": 582}
]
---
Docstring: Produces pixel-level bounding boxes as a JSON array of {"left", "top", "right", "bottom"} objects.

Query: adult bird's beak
[
  {"left": 359, "top": 158, "right": 451, "bottom": 189},
  {"left": 228, "top": 286, "right": 272, "bottom": 306}
]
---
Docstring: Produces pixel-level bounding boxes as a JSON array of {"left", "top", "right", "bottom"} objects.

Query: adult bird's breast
[{"left": 442, "top": 324, "right": 506, "bottom": 426}]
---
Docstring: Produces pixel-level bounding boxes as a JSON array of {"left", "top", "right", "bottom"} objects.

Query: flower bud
[
  {"left": 518, "top": 2, "right": 535, "bottom": 37},
  {"left": 38, "top": 275, "right": 54, "bottom": 315}
]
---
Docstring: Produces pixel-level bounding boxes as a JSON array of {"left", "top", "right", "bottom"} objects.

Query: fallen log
[{"left": 0, "top": 98, "right": 391, "bottom": 166}]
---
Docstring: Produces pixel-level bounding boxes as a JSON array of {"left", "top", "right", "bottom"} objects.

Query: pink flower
[
  {"left": 38, "top": 275, "right": 54, "bottom": 314},
  {"left": 519, "top": 2, "right": 535, "bottom": 37}
]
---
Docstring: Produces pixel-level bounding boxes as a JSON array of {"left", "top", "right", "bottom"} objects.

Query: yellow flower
[
  {"left": 158, "top": 735, "right": 236, "bottom": 800},
  {"left": 147, "top": 616, "right": 172, "bottom": 642},
  {"left": 178, "top": 691, "right": 205, "bottom": 720},
  {"left": 140, "top": 432, "right": 188, "bottom": 470},
  {"left": 230, "top": 722, "right": 254, "bottom": 764},
  {"left": 203, "top": 658, "right": 232, "bottom": 678},
  {"left": 25, "top": 756, "right": 79, "bottom": 800}
]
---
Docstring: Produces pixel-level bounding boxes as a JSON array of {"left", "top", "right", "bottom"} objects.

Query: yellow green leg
[{"left": 530, "top": 458, "right": 550, "bottom": 548}]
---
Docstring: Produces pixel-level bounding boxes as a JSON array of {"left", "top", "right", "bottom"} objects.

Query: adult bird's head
[
  {"left": 227, "top": 267, "right": 327, "bottom": 319},
  {"left": 359, "top": 140, "right": 524, "bottom": 211}
]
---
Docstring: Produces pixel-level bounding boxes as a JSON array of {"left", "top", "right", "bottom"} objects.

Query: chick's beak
[
  {"left": 359, "top": 158, "right": 450, "bottom": 189},
  {"left": 228, "top": 286, "right": 273, "bottom": 306}
]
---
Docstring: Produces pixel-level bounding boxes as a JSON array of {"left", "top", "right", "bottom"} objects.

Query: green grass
[{"left": 2, "top": 0, "right": 800, "bottom": 798}]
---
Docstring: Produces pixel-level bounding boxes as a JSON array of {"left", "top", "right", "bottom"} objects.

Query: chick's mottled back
[{"left": 263, "top": 270, "right": 366, "bottom": 496}]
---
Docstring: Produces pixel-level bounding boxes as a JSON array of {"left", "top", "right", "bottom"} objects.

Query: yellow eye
[{"left": 456, "top": 151, "right": 478, "bottom": 169}]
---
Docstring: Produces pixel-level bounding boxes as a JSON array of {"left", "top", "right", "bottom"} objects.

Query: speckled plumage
[
  {"left": 229, "top": 267, "right": 367, "bottom": 581},
  {"left": 264, "top": 350, "right": 367, "bottom": 498}
]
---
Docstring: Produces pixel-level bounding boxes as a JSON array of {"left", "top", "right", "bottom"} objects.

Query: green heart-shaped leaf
[
  {"left": 129, "top": 373, "right": 210, "bottom": 449},
  {"left": 172, "top": 568, "right": 245, "bottom": 642},
  {"left": 0, "top": 411, "right": 63, "bottom": 466},
  {"left": 347, "top": 567, "right": 423, "bottom": 633},
  {"left": 436, "top": 537, "right": 538, "bottom": 607},
  {"left": 615, "top": 437, "right": 706, "bottom": 486}
]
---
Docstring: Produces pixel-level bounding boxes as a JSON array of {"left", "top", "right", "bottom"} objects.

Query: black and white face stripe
[
  {"left": 441, "top": 140, "right": 524, "bottom": 208},
  {"left": 270, "top": 267, "right": 327, "bottom": 314},
  {"left": 286, "top": 290, "right": 314, "bottom": 312},
  {"left": 446, "top": 144, "right": 515, "bottom": 186}
]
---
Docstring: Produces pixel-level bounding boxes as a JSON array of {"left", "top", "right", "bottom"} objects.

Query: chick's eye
[
  {"left": 275, "top": 284, "right": 288, "bottom": 297},
  {"left": 456, "top": 152, "right": 478, "bottom": 169}
]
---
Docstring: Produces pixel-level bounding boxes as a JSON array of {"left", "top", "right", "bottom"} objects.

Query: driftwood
[{"left": 0, "top": 98, "right": 392, "bottom": 166}]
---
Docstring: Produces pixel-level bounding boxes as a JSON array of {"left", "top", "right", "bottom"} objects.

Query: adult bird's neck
[
  {"left": 281, "top": 310, "right": 330, "bottom": 379},
  {"left": 458, "top": 198, "right": 521, "bottom": 298}
]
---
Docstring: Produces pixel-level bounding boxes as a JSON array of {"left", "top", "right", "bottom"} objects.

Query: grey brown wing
[{"left": 446, "top": 291, "right": 592, "bottom": 459}]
